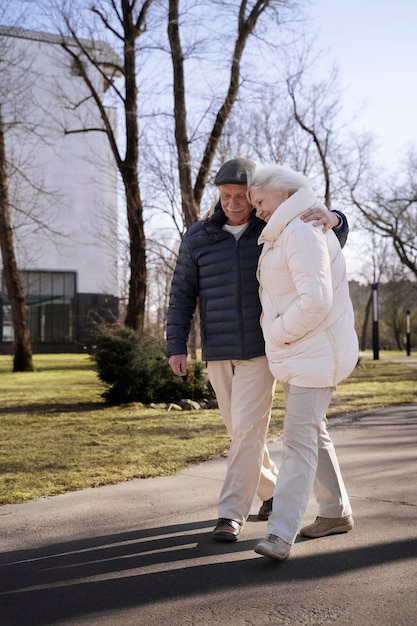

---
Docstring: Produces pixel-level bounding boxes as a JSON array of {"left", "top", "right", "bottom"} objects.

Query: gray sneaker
[
  {"left": 254, "top": 534, "right": 292, "bottom": 560},
  {"left": 300, "top": 515, "right": 354, "bottom": 538}
]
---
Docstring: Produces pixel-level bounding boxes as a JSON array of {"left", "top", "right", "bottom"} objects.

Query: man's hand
[
  {"left": 168, "top": 354, "right": 188, "bottom": 376},
  {"left": 300, "top": 207, "right": 340, "bottom": 233}
]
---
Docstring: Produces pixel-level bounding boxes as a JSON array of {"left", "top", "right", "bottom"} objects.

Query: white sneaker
[{"left": 254, "top": 534, "right": 292, "bottom": 560}]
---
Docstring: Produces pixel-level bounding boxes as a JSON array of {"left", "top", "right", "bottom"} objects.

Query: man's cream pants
[{"left": 207, "top": 356, "right": 278, "bottom": 522}]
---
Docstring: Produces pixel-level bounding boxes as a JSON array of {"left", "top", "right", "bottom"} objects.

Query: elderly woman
[{"left": 247, "top": 163, "right": 359, "bottom": 561}]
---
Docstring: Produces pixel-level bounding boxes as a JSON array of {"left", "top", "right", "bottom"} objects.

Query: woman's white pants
[{"left": 267, "top": 383, "right": 352, "bottom": 545}]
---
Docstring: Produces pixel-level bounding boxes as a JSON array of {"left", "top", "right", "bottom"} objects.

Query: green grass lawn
[{"left": 0, "top": 352, "right": 416, "bottom": 505}]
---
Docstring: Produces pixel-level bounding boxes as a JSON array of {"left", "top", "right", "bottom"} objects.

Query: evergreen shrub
[{"left": 91, "top": 324, "right": 212, "bottom": 405}]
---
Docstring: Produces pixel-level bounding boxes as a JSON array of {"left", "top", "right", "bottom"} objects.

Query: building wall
[{"left": 0, "top": 27, "right": 120, "bottom": 350}]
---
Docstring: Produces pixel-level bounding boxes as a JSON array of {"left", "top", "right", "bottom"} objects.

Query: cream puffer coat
[{"left": 257, "top": 187, "right": 359, "bottom": 387}]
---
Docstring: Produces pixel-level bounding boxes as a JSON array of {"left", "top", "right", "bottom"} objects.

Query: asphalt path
[{"left": 0, "top": 395, "right": 416, "bottom": 624}]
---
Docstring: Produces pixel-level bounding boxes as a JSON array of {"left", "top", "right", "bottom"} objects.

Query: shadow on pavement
[{"left": 1, "top": 518, "right": 416, "bottom": 625}]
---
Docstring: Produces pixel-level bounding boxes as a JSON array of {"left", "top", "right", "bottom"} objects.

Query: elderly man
[{"left": 166, "top": 158, "right": 348, "bottom": 542}]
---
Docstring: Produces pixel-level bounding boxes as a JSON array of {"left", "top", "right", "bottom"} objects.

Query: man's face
[{"left": 218, "top": 184, "right": 253, "bottom": 226}]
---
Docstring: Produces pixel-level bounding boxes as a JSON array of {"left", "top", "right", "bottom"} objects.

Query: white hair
[{"left": 247, "top": 163, "right": 313, "bottom": 195}]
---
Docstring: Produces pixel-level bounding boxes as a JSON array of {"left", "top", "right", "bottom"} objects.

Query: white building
[{"left": 0, "top": 26, "right": 120, "bottom": 352}]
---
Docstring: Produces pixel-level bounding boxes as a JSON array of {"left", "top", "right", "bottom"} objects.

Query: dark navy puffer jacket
[{"left": 166, "top": 203, "right": 348, "bottom": 361}]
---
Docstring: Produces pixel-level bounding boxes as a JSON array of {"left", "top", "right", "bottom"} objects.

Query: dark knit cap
[{"left": 214, "top": 157, "right": 255, "bottom": 186}]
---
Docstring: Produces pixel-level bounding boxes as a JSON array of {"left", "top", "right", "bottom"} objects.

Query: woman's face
[{"left": 249, "top": 188, "right": 289, "bottom": 222}]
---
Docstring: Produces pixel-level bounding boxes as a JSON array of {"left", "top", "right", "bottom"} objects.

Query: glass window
[{"left": 1, "top": 271, "right": 76, "bottom": 344}]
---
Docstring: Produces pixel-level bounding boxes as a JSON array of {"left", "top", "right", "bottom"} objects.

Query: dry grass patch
[{"left": 0, "top": 352, "right": 416, "bottom": 505}]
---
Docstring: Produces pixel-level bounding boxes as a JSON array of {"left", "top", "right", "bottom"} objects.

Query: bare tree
[
  {"left": 349, "top": 149, "right": 417, "bottom": 279},
  {"left": 168, "top": 0, "right": 294, "bottom": 227},
  {"left": 55, "top": 0, "right": 155, "bottom": 334},
  {"left": 30, "top": 0, "right": 300, "bottom": 343},
  {"left": 0, "top": 105, "right": 33, "bottom": 371},
  {"left": 165, "top": 0, "right": 301, "bottom": 355},
  {"left": 283, "top": 53, "right": 367, "bottom": 212},
  {"left": 0, "top": 16, "right": 36, "bottom": 371},
  {"left": 349, "top": 273, "right": 417, "bottom": 351},
  {"left": 231, "top": 42, "right": 371, "bottom": 216},
  {"left": 381, "top": 279, "right": 416, "bottom": 350}
]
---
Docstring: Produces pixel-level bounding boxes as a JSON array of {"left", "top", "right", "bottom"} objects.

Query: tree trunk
[
  {"left": 123, "top": 172, "right": 147, "bottom": 333},
  {"left": 167, "top": 0, "right": 200, "bottom": 228},
  {"left": 0, "top": 106, "right": 34, "bottom": 372},
  {"left": 120, "top": 9, "right": 147, "bottom": 334}
]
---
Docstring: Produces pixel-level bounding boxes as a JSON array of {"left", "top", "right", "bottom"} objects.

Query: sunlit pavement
[{"left": 1, "top": 403, "right": 416, "bottom": 625}]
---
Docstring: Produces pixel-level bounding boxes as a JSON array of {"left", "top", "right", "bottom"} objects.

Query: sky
[{"left": 310, "top": 0, "right": 417, "bottom": 167}]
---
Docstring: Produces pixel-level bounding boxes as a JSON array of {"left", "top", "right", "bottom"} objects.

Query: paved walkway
[
  {"left": 1, "top": 400, "right": 416, "bottom": 625},
  {"left": 360, "top": 350, "right": 417, "bottom": 369}
]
